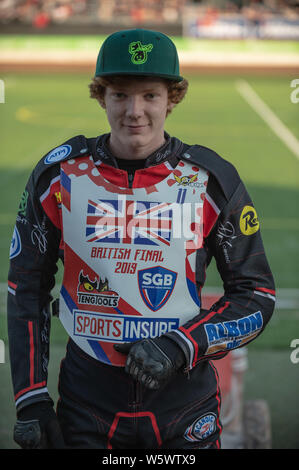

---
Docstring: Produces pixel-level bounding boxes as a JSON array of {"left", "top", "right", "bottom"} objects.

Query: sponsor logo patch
[
  {"left": 73, "top": 311, "right": 179, "bottom": 342},
  {"left": 184, "top": 413, "right": 217, "bottom": 442},
  {"left": 10, "top": 226, "right": 22, "bottom": 259},
  {"left": 77, "top": 271, "right": 119, "bottom": 308},
  {"left": 174, "top": 174, "right": 198, "bottom": 186},
  {"left": 204, "top": 311, "right": 263, "bottom": 355},
  {"left": 138, "top": 266, "right": 177, "bottom": 311},
  {"left": 18, "top": 190, "right": 29, "bottom": 216},
  {"left": 44, "top": 144, "right": 72, "bottom": 164},
  {"left": 240, "top": 205, "right": 259, "bottom": 235}
]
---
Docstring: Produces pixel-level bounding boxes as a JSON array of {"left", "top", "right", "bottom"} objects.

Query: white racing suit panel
[{"left": 59, "top": 155, "right": 208, "bottom": 366}]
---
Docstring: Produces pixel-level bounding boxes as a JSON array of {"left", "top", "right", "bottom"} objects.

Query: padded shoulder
[
  {"left": 180, "top": 144, "right": 241, "bottom": 201},
  {"left": 33, "top": 134, "right": 93, "bottom": 182}
]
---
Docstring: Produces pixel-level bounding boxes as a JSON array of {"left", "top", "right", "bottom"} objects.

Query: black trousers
[{"left": 56, "top": 339, "right": 222, "bottom": 449}]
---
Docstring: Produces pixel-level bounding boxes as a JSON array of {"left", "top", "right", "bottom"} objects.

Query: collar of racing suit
[{"left": 93, "top": 132, "right": 186, "bottom": 171}]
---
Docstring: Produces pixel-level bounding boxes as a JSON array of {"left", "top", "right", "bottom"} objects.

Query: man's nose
[{"left": 126, "top": 96, "right": 144, "bottom": 119}]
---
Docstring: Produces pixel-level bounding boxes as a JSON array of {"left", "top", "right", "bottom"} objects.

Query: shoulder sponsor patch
[
  {"left": 18, "top": 190, "right": 29, "bottom": 216},
  {"left": 240, "top": 205, "right": 259, "bottom": 235},
  {"left": 44, "top": 144, "right": 72, "bottom": 165},
  {"left": 10, "top": 226, "right": 22, "bottom": 259}
]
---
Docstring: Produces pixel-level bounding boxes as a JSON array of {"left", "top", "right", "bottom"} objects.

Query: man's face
[{"left": 102, "top": 78, "right": 173, "bottom": 158}]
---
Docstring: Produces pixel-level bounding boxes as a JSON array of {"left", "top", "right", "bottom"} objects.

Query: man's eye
[{"left": 146, "top": 93, "right": 155, "bottom": 99}]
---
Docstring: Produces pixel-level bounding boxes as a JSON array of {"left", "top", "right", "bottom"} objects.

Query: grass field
[
  {"left": 1, "top": 35, "right": 299, "bottom": 53},
  {"left": 0, "top": 70, "right": 298, "bottom": 449}
]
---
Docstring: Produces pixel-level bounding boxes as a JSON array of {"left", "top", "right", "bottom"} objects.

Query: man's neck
[{"left": 95, "top": 132, "right": 181, "bottom": 170}]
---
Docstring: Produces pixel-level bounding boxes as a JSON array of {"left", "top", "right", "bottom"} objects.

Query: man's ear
[{"left": 166, "top": 100, "right": 176, "bottom": 116}]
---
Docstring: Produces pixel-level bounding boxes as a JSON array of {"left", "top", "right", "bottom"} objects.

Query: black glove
[
  {"left": 114, "top": 336, "right": 185, "bottom": 390},
  {"left": 14, "top": 401, "right": 65, "bottom": 449}
]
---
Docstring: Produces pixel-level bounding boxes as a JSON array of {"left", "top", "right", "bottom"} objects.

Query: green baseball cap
[{"left": 95, "top": 29, "right": 183, "bottom": 82}]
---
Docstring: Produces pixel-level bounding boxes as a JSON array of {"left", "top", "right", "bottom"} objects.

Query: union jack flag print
[{"left": 86, "top": 198, "right": 172, "bottom": 246}]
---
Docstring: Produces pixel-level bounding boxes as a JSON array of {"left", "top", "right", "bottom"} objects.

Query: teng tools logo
[
  {"left": 77, "top": 271, "right": 119, "bottom": 307},
  {"left": 86, "top": 198, "right": 172, "bottom": 246}
]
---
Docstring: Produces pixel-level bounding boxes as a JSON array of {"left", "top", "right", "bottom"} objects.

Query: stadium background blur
[
  {"left": 0, "top": 0, "right": 298, "bottom": 451},
  {"left": 0, "top": 0, "right": 299, "bottom": 36}
]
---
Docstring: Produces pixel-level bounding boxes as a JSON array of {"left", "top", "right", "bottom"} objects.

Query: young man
[{"left": 8, "top": 29, "right": 275, "bottom": 449}]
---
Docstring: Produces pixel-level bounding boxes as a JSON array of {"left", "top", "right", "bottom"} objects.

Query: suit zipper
[
  {"left": 128, "top": 171, "right": 134, "bottom": 188},
  {"left": 133, "top": 382, "right": 141, "bottom": 429}
]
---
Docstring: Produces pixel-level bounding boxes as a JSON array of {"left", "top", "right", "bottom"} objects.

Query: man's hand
[
  {"left": 14, "top": 402, "right": 65, "bottom": 449},
  {"left": 114, "top": 336, "right": 185, "bottom": 390}
]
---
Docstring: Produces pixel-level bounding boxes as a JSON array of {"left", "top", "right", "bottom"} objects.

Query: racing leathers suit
[{"left": 7, "top": 133, "right": 275, "bottom": 449}]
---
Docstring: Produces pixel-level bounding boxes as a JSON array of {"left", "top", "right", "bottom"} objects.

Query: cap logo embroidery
[{"left": 128, "top": 41, "right": 153, "bottom": 65}]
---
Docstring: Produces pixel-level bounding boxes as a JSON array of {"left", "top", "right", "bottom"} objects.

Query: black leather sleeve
[{"left": 166, "top": 149, "right": 275, "bottom": 370}]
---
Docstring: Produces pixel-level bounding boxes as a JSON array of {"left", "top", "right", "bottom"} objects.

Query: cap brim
[{"left": 95, "top": 71, "right": 184, "bottom": 82}]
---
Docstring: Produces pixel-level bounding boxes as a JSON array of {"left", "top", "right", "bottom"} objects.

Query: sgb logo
[
  {"left": 290, "top": 79, "right": 299, "bottom": 104},
  {"left": 290, "top": 339, "right": 299, "bottom": 364}
]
